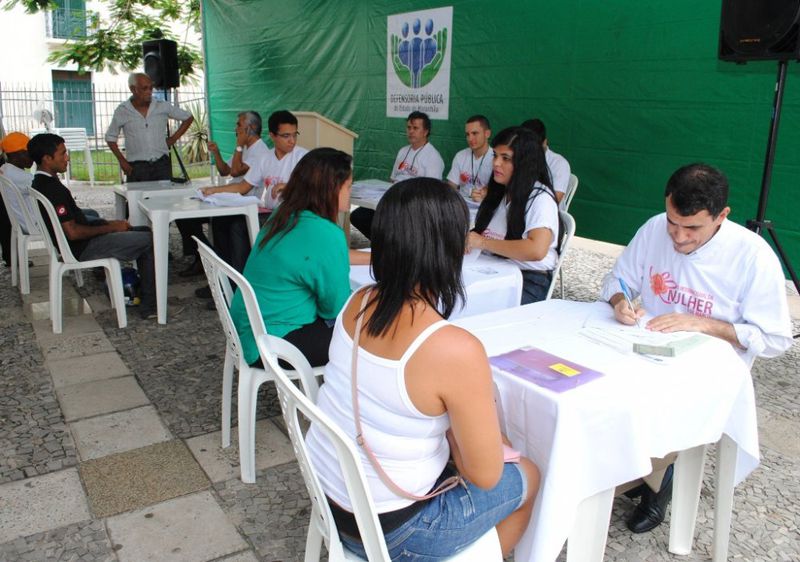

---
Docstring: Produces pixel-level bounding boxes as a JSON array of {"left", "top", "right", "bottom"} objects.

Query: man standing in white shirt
[
  {"left": 106, "top": 72, "right": 204, "bottom": 276},
  {"left": 600, "top": 162, "right": 793, "bottom": 534},
  {"left": 207, "top": 111, "right": 268, "bottom": 180},
  {"left": 521, "top": 119, "right": 571, "bottom": 206},
  {"left": 351, "top": 111, "right": 444, "bottom": 240},
  {"left": 446, "top": 115, "right": 493, "bottom": 201}
]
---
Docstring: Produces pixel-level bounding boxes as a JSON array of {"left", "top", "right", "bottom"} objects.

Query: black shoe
[
  {"left": 138, "top": 305, "right": 157, "bottom": 320},
  {"left": 195, "top": 285, "right": 212, "bottom": 299},
  {"left": 626, "top": 465, "right": 673, "bottom": 534},
  {"left": 206, "top": 300, "right": 217, "bottom": 311},
  {"left": 623, "top": 483, "right": 647, "bottom": 500},
  {"left": 178, "top": 257, "right": 204, "bottom": 277}
]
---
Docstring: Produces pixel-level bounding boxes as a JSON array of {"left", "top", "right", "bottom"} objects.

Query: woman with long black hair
[
  {"left": 468, "top": 126, "right": 560, "bottom": 304},
  {"left": 229, "top": 147, "right": 353, "bottom": 368}
]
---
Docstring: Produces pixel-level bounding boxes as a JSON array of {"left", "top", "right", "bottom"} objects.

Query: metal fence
[{"left": 0, "top": 82, "right": 208, "bottom": 182}]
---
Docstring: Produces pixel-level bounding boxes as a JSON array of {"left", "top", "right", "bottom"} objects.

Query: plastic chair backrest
[
  {"left": 0, "top": 174, "right": 36, "bottom": 235},
  {"left": 255, "top": 333, "right": 391, "bottom": 562},
  {"left": 547, "top": 210, "right": 576, "bottom": 300},
  {"left": 193, "top": 236, "right": 319, "bottom": 401},
  {"left": 30, "top": 188, "right": 78, "bottom": 264},
  {"left": 561, "top": 173, "right": 579, "bottom": 211},
  {"left": 57, "top": 128, "right": 89, "bottom": 151}
]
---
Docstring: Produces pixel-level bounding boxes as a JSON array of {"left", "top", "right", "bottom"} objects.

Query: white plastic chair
[
  {"left": 546, "top": 210, "right": 576, "bottom": 300},
  {"left": 0, "top": 174, "right": 43, "bottom": 294},
  {"left": 30, "top": 189, "right": 126, "bottom": 333},
  {"left": 560, "top": 173, "right": 578, "bottom": 211},
  {"left": 193, "top": 237, "right": 322, "bottom": 484},
  {"left": 255, "top": 333, "right": 504, "bottom": 562}
]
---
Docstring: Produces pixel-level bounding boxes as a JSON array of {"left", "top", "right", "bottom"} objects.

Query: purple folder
[{"left": 489, "top": 347, "right": 604, "bottom": 393}]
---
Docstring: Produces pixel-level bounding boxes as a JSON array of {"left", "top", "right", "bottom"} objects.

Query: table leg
[
  {"left": 114, "top": 192, "right": 126, "bottom": 221},
  {"left": 128, "top": 192, "right": 144, "bottom": 227},
  {"left": 669, "top": 444, "right": 707, "bottom": 555},
  {"left": 244, "top": 207, "right": 260, "bottom": 244},
  {"left": 566, "top": 487, "right": 614, "bottom": 562},
  {"left": 712, "top": 434, "right": 737, "bottom": 562},
  {"left": 150, "top": 212, "right": 169, "bottom": 324}
]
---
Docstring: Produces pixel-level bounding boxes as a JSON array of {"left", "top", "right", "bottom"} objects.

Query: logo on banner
[{"left": 387, "top": 7, "right": 452, "bottom": 120}]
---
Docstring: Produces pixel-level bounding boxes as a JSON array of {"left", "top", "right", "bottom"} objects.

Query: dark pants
[
  {"left": 177, "top": 219, "right": 211, "bottom": 258},
  {"left": 0, "top": 193, "right": 11, "bottom": 265},
  {"left": 127, "top": 155, "right": 171, "bottom": 182},
  {"left": 350, "top": 207, "right": 375, "bottom": 241},
  {"left": 77, "top": 227, "right": 156, "bottom": 309},
  {"left": 251, "top": 317, "right": 334, "bottom": 368},
  {"left": 520, "top": 270, "right": 552, "bottom": 305},
  {"left": 211, "top": 215, "right": 251, "bottom": 273}
]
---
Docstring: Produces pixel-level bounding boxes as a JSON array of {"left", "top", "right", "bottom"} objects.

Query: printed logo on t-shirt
[
  {"left": 459, "top": 171, "right": 471, "bottom": 185},
  {"left": 649, "top": 266, "right": 714, "bottom": 317},
  {"left": 56, "top": 205, "right": 67, "bottom": 216},
  {"left": 397, "top": 162, "right": 418, "bottom": 177}
]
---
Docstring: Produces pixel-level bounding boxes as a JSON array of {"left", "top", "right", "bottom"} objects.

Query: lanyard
[
  {"left": 399, "top": 143, "right": 427, "bottom": 174},
  {"left": 470, "top": 151, "right": 488, "bottom": 185}
]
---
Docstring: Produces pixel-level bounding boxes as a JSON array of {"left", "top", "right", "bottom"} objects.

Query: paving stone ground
[{"left": 0, "top": 182, "right": 797, "bottom": 561}]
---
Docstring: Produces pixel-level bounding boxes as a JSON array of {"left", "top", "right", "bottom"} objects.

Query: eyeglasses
[{"left": 275, "top": 132, "right": 300, "bottom": 139}]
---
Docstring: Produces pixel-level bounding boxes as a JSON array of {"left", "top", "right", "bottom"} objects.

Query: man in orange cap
[{"left": 0, "top": 132, "right": 35, "bottom": 265}]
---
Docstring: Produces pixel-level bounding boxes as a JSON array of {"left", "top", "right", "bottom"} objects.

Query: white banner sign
[{"left": 386, "top": 6, "right": 453, "bottom": 120}]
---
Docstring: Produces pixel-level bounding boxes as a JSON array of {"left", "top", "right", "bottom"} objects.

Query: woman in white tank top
[{"left": 306, "top": 178, "right": 540, "bottom": 560}]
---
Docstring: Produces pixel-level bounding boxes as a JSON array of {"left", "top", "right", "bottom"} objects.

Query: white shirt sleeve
[
  {"left": 446, "top": 153, "right": 461, "bottom": 185},
  {"left": 105, "top": 105, "right": 125, "bottom": 143}
]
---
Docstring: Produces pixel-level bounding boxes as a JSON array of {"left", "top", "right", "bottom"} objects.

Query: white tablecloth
[
  {"left": 454, "top": 299, "right": 758, "bottom": 562},
  {"left": 351, "top": 178, "right": 479, "bottom": 224},
  {"left": 349, "top": 254, "right": 522, "bottom": 319}
]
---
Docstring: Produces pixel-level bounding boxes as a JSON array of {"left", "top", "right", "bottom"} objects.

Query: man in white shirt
[
  {"left": 0, "top": 132, "right": 35, "bottom": 265},
  {"left": 106, "top": 72, "right": 204, "bottom": 276},
  {"left": 520, "top": 119, "right": 571, "bottom": 206},
  {"left": 207, "top": 111, "right": 268, "bottom": 180},
  {"left": 351, "top": 111, "right": 444, "bottom": 240},
  {"left": 197, "top": 110, "right": 307, "bottom": 284},
  {"left": 446, "top": 115, "right": 493, "bottom": 200},
  {"left": 600, "top": 163, "right": 793, "bottom": 534}
]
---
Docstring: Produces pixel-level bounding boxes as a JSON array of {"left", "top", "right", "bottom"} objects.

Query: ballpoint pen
[{"left": 618, "top": 277, "right": 642, "bottom": 329}]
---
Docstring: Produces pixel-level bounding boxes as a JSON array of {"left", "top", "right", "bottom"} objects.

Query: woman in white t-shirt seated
[
  {"left": 305, "top": 178, "right": 539, "bottom": 560},
  {"left": 468, "top": 126, "right": 560, "bottom": 304}
]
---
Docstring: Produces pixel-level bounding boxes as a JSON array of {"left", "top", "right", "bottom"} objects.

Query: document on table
[
  {"left": 578, "top": 308, "right": 712, "bottom": 357},
  {"left": 352, "top": 180, "right": 392, "bottom": 201},
  {"left": 490, "top": 346, "right": 604, "bottom": 392},
  {"left": 192, "top": 190, "right": 260, "bottom": 207}
]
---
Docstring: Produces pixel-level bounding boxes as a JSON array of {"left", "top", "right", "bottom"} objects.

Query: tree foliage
[{"left": 2, "top": 0, "right": 203, "bottom": 84}]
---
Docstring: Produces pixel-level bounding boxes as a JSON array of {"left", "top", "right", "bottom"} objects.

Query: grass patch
[{"left": 67, "top": 149, "right": 212, "bottom": 183}]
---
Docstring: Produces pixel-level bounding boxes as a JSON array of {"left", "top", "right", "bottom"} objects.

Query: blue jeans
[{"left": 340, "top": 463, "right": 526, "bottom": 561}]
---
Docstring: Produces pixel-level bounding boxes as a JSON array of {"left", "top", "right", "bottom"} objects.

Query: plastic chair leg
[
  {"left": 51, "top": 265, "right": 63, "bottom": 334},
  {"left": 106, "top": 264, "right": 127, "bottom": 329},
  {"left": 18, "top": 235, "right": 31, "bottom": 295},
  {"left": 74, "top": 269, "right": 84, "bottom": 287},
  {"left": 237, "top": 365, "right": 259, "bottom": 484},
  {"left": 669, "top": 444, "right": 707, "bottom": 555},
  {"left": 303, "top": 506, "right": 324, "bottom": 562},
  {"left": 10, "top": 229, "right": 18, "bottom": 288},
  {"left": 712, "top": 435, "right": 737, "bottom": 562},
  {"left": 221, "top": 347, "right": 234, "bottom": 448}
]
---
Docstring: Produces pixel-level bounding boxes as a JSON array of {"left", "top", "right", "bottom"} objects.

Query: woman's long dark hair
[
  {"left": 258, "top": 147, "right": 352, "bottom": 249},
  {"left": 364, "top": 178, "right": 469, "bottom": 337},
  {"left": 473, "top": 126, "right": 554, "bottom": 240}
]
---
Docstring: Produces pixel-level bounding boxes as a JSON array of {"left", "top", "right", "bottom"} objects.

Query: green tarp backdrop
[{"left": 202, "top": 0, "right": 800, "bottom": 271}]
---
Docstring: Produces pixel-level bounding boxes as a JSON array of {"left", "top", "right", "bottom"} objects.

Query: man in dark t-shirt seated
[{"left": 28, "top": 133, "right": 157, "bottom": 319}]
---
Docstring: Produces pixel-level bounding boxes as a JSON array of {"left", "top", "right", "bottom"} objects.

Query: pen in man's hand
[{"left": 618, "top": 277, "right": 642, "bottom": 329}]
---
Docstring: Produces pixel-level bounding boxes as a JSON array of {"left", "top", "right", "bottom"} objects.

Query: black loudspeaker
[
  {"left": 142, "top": 39, "right": 180, "bottom": 88},
  {"left": 719, "top": 0, "right": 800, "bottom": 62}
]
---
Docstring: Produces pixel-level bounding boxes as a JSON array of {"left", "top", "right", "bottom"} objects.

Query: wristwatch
[{"left": 235, "top": 146, "right": 244, "bottom": 153}]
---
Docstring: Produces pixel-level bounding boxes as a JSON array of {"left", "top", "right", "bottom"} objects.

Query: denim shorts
[{"left": 340, "top": 462, "right": 527, "bottom": 561}]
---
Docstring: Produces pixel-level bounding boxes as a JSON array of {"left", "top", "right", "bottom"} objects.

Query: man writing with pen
[{"left": 598, "top": 162, "right": 793, "bottom": 535}]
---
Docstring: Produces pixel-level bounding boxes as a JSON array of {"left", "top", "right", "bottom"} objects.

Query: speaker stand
[{"left": 745, "top": 60, "right": 800, "bottom": 336}]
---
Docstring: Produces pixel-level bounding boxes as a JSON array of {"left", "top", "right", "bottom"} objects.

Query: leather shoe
[
  {"left": 626, "top": 465, "right": 673, "bottom": 534},
  {"left": 178, "top": 257, "right": 204, "bottom": 277},
  {"left": 623, "top": 483, "right": 646, "bottom": 500},
  {"left": 195, "top": 285, "right": 212, "bottom": 299}
]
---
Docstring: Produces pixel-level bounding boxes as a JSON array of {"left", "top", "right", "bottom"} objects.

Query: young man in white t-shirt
[
  {"left": 520, "top": 118, "right": 571, "bottom": 206},
  {"left": 446, "top": 115, "right": 494, "bottom": 200},
  {"left": 600, "top": 163, "right": 793, "bottom": 535},
  {"left": 197, "top": 110, "right": 308, "bottom": 300},
  {"left": 351, "top": 111, "right": 444, "bottom": 240}
]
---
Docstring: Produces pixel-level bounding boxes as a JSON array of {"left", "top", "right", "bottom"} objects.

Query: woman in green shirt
[{"left": 230, "top": 147, "right": 353, "bottom": 367}]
